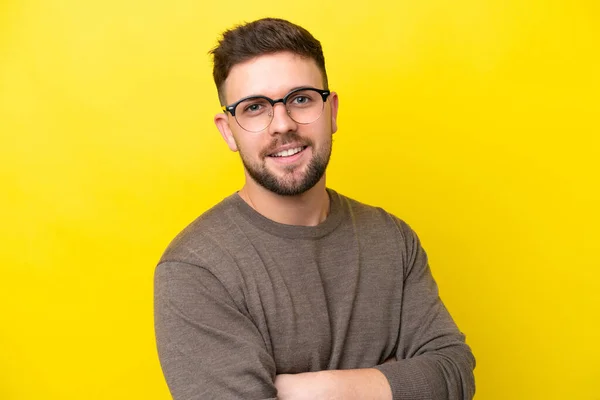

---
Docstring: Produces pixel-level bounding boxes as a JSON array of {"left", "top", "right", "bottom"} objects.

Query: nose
[{"left": 268, "top": 102, "right": 297, "bottom": 135}]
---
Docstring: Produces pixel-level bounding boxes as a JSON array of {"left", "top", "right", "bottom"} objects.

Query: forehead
[{"left": 224, "top": 52, "right": 323, "bottom": 103}]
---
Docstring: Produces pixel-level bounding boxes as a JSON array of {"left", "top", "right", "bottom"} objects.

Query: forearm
[
  {"left": 375, "top": 345, "right": 476, "bottom": 400},
  {"left": 274, "top": 344, "right": 474, "bottom": 400},
  {"left": 275, "top": 368, "right": 392, "bottom": 400}
]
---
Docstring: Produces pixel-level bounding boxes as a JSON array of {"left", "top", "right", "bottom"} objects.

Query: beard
[{"left": 238, "top": 132, "right": 332, "bottom": 196}]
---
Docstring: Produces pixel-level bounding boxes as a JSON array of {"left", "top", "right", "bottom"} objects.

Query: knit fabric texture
[{"left": 154, "top": 189, "right": 475, "bottom": 399}]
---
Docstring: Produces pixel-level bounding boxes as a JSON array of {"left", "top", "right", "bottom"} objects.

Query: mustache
[{"left": 260, "top": 132, "right": 313, "bottom": 157}]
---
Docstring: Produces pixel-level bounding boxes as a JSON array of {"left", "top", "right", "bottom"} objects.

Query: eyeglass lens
[{"left": 234, "top": 89, "right": 325, "bottom": 132}]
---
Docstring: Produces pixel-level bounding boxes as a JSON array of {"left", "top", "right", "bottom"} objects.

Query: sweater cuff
[{"left": 374, "top": 357, "right": 432, "bottom": 400}]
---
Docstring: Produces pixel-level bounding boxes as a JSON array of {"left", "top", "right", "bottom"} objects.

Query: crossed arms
[
  {"left": 154, "top": 259, "right": 475, "bottom": 399},
  {"left": 154, "top": 219, "right": 475, "bottom": 399}
]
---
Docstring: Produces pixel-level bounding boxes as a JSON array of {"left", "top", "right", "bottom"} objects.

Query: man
[{"left": 154, "top": 18, "right": 475, "bottom": 400}]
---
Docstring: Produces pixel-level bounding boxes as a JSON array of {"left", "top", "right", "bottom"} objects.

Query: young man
[{"left": 154, "top": 18, "right": 475, "bottom": 400}]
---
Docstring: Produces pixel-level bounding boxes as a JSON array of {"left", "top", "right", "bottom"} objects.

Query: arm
[
  {"left": 373, "top": 219, "right": 475, "bottom": 399},
  {"left": 273, "top": 220, "right": 475, "bottom": 400},
  {"left": 275, "top": 368, "right": 392, "bottom": 400},
  {"left": 154, "top": 261, "right": 277, "bottom": 400}
]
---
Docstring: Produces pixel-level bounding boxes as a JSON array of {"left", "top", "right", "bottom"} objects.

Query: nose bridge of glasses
[
  {"left": 267, "top": 99, "right": 297, "bottom": 133},
  {"left": 269, "top": 97, "right": 292, "bottom": 116}
]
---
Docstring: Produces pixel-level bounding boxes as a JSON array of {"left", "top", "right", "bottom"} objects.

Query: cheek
[
  {"left": 235, "top": 136, "right": 263, "bottom": 157},
  {"left": 309, "top": 120, "right": 333, "bottom": 143}
]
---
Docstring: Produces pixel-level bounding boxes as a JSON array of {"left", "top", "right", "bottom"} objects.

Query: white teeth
[{"left": 272, "top": 147, "right": 303, "bottom": 157}]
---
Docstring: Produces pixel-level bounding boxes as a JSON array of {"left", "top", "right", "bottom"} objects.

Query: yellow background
[{"left": 1, "top": 0, "right": 598, "bottom": 399}]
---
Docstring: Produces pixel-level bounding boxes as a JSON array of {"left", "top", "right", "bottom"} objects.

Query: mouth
[
  {"left": 266, "top": 145, "right": 309, "bottom": 166},
  {"left": 268, "top": 146, "right": 308, "bottom": 158}
]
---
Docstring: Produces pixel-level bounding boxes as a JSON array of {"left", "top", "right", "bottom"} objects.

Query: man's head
[
  {"left": 211, "top": 18, "right": 329, "bottom": 106},
  {"left": 212, "top": 18, "right": 338, "bottom": 197}
]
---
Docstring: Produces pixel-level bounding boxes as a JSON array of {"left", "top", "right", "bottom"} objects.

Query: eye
[
  {"left": 291, "top": 95, "right": 310, "bottom": 105},
  {"left": 240, "top": 98, "right": 270, "bottom": 115},
  {"left": 244, "top": 103, "right": 264, "bottom": 113}
]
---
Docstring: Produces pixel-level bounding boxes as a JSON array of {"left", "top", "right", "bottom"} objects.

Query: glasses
[{"left": 223, "top": 87, "right": 331, "bottom": 133}]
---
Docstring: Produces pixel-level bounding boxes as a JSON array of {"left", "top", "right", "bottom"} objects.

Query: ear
[
  {"left": 329, "top": 92, "right": 339, "bottom": 134},
  {"left": 214, "top": 113, "right": 238, "bottom": 152}
]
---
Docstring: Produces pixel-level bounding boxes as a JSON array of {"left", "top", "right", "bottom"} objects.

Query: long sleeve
[
  {"left": 154, "top": 261, "right": 278, "bottom": 400},
  {"left": 374, "top": 220, "right": 476, "bottom": 400}
]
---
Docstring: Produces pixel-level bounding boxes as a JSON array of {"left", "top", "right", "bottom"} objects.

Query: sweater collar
[{"left": 231, "top": 188, "right": 345, "bottom": 239}]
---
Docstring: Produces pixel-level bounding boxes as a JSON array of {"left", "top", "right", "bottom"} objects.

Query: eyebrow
[{"left": 241, "top": 86, "right": 317, "bottom": 99}]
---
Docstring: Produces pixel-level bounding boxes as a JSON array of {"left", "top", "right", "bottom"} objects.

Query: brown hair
[{"left": 210, "top": 18, "right": 329, "bottom": 105}]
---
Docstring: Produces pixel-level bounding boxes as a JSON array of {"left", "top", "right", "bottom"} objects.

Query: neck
[{"left": 238, "top": 177, "right": 330, "bottom": 227}]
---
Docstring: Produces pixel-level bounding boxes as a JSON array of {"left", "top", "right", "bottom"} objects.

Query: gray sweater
[{"left": 154, "top": 189, "right": 475, "bottom": 399}]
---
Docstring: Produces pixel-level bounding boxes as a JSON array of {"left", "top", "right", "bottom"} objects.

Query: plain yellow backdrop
[{"left": 1, "top": 0, "right": 598, "bottom": 399}]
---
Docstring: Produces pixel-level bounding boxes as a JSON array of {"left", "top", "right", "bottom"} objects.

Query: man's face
[{"left": 214, "top": 52, "right": 339, "bottom": 196}]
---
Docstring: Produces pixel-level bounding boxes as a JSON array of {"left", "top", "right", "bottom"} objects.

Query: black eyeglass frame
[{"left": 223, "top": 87, "right": 331, "bottom": 117}]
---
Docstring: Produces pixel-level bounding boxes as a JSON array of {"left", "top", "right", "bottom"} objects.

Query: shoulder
[
  {"left": 333, "top": 190, "right": 424, "bottom": 277},
  {"left": 334, "top": 190, "right": 414, "bottom": 239},
  {"left": 155, "top": 194, "right": 256, "bottom": 309},
  {"left": 334, "top": 190, "right": 422, "bottom": 261},
  {"left": 157, "top": 193, "right": 244, "bottom": 267}
]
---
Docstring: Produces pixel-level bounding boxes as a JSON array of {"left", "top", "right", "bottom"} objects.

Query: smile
[{"left": 269, "top": 146, "right": 307, "bottom": 158}]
